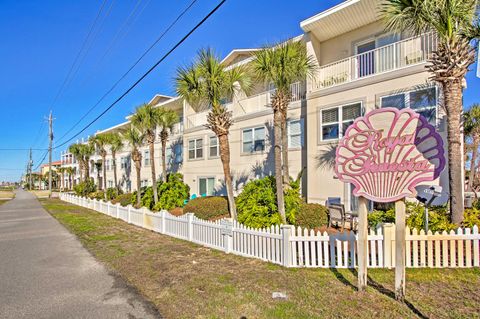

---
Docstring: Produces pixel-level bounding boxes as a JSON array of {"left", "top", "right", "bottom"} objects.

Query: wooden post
[
  {"left": 357, "top": 196, "right": 368, "bottom": 291},
  {"left": 395, "top": 199, "right": 406, "bottom": 301}
]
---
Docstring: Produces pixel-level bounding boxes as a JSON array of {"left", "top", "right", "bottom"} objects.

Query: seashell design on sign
[{"left": 335, "top": 107, "right": 446, "bottom": 203}]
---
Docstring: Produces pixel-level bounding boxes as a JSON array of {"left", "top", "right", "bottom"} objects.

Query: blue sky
[{"left": 0, "top": 0, "right": 479, "bottom": 182}]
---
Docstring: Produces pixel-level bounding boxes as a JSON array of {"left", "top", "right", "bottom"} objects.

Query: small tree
[
  {"left": 158, "top": 107, "right": 179, "bottom": 182},
  {"left": 89, "top": 134, "right": 110, "bottom": 195},
  {"left": 104, "top": 132, "right": 123, "bottom": 191},
  {"left": 176, "top": 48, "right": 251, "bottom": 219},
  {"left": 252, "top": 41, "right": 316, "bottom": 222},
  {"left": 131, "top": 104, "right": 162, "bottom": 204},
  {"left": 121, "top": 125, "right": 144, "bottom": 207},
  {"left": 464, "top": 104, "right": 480, "bottom": 191}
]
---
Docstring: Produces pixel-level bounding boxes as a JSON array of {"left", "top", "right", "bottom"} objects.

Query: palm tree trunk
[
  {"left": 218, "top": 133, "right": 237, "bottom": 219},
  {"left": 281, "top": 110, "right": 290, "bottom": 186},
  {"left": 274, "top": 109, "right": 286, "bottom": 223},
  {"left": 102, "top": 156, "right": 107, "bottom": 199},
  {"left": 161, "top": 131, "right": 168, "bottom": 182},
  {"left": 468, "top": 139, "right": 478, "bottom": 192},
  {"left": 112, "top": 152, "right": 118, "bottom": 191},
  {"left": 135, "top": 160, "right": 141, "bottom": 207},
  {"left": 149, "top": 139, "right": 158, "bottom": 204},
  {"left": 69, "top": 174, "right": 72, "bottom": 190},
  {"left": 444, "top": 80, "right": 465, "bottom": 224},
  {"left": 79, "top": 162, "right": 83, "bottom": 182},
  {"left": 85, "top": 160, "right": 90, "bottom": 181}
]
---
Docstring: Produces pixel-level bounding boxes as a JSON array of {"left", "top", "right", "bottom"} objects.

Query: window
[
  {"left": 288, "top": 119, "right": 304, "bottom": 148},
  {"left": 108, "top": 180, "right": 113, "bottom": 188},
  {"left": 380, "top": 87, "right": 437, "bottom": 124},
  {"left": 199, "top": 177, "right": 215, "bottom": 196},
  {"left": 120, "top": 157, "right": 130, "bottom": 170},
  {"left": 141, "top": 179, "right": 149, "bottom": 187},
  {"left": 188, "top": 138, "right": 203, "bottom": 160},
  {"left": 321, "top": 102, "right": 362, "bottom": 141},
  {"left": 144, "top": 150, "right": 150, "bottom": 166},
  {"left": 242, "top": 126, "right": 266, "bottom": 153},
  {"left": 209, "top": 136, "right": 219, "bottom": 157}
]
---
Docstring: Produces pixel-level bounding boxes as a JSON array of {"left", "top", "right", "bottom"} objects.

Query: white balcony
[
  {"left": 184, "top": 82, "right": 306, "bottom": 130},
  {"left": 310, "top": 33, "right": 438, "bottom": 91}
]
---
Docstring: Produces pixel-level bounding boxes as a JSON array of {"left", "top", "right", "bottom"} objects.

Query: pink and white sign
[{"left": 335, "top": 107, "right": 446, "bottom": 203}]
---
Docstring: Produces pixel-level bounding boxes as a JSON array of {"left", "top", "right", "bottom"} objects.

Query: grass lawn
[
  {"left": 0, "top": 190, "right": 15, "bottom": 200},
  {"left": 40, "top": 198, "right": 480, "bottom": 319},
  {"left": 28, "top": 190, "right": 51, "bottom": 198}
]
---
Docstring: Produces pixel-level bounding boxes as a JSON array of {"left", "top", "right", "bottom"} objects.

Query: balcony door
[{"left": 355, "top": 33, "right": 400, "bottom": 78}]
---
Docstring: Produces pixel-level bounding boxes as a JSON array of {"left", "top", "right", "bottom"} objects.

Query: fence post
[
  {"left": 93, "top": 199, "right": 97, "bottom": 211},
  {"left": 127, "top": 205, "right": 132, "bottom": 223},
  {"left": 107, "top": 202, "right": 110, "bottom": 216},
  {"left": 281, "top": 225, "right": 293, "bottom": 267},
  {"left": 186, "top": 213, "right": 194, "bottom": 241},
  {"left": 161, "top": 210, "right": 166, "bottom": 234},
  {"left": 222, "top": 219, "right": 233, "bottom": 254},
  {"left": 116, "top": 203, "right": 121, "bottom": 219},
  {"left": 382, "top": 223, "right": 395, "bottom": 269}
]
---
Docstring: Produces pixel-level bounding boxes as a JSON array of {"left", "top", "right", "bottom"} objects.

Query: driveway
[{"left": 0, "top": 189, "right": 162, "bottom": 319}]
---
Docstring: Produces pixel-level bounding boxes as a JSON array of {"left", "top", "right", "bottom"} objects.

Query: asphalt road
[{"left": 0, "top": 189, "right": 162, "bottom": 319}]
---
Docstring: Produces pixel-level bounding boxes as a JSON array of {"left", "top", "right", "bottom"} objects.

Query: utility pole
[
  {"left": 48, "top": 111, "right": 53, "bottom": 197},
  {"left": 28, "top": 148, "right": 33, "bottom": 190}
]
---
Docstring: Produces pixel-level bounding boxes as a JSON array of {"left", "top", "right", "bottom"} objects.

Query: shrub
[
  {"left": 112, "top": 193, "right": 134, "bottom": 207},
  {"left": 236, "top": 176, "right": 300, "bottom": 228},
  {"left": 106, "top": 187, "right": 122, "bottom": 201},
  {"left": 141, "top": 187, "right": 155, "bottom": 210},
  {"left": 295, "top": 203, "right": 328, "bottom": 229},
  {"left": 368, "top": 209, "right": 395, "bottom": 229},
  {"left": 463, "top": 208, "right": 480, "bottom": 228},
  {"left": 184, "top": 196, "right": 229, "bottom": 220},
  {"left": 88, "top": 190, "right": 105, "bottom": 200},
  {"left": 73, "top": 179, "right": 96, "bottom": 197},
  {"left": 153, "top": 173, "right": 190, "bottom": 211}
]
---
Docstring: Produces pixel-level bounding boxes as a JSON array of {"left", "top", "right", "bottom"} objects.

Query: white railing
[
  {"left": 185, "top": 82, "right": 306, "bottom": 129},
  {"left": 61, "top": 193, "right": 480, "bottom": 269},
  {"left": 312, "top": 33, "right": 438, "bottom": 91}
]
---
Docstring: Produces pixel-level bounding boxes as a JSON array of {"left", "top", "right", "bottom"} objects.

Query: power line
[
  {"left": 0, "top": 148, "right": 47, "bottom": 151},
  {"left": 33, "top": 150, "right": 49, "bottom": 171},
  {"left": 56, "top": 0, "right": 199, "bottom": 144},
  {"left": 50, "top": 0, "right": 109, "bottom": 109}
]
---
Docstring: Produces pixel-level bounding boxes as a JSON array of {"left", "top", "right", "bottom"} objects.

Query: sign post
[{"left": 334, "top": 107, "right": 446, "bottom": 300}]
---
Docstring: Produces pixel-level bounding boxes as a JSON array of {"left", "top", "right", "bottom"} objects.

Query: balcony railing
[
  {"left": 184, "top": 82, "right": 306, "bottom": 129},
  {"left": 311, "top": 33, "right": 437, "bottom": 91}
]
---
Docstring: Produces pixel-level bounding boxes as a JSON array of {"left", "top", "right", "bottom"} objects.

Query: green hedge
[
  {"left": 73, "top": 179, "right": 96, "bottom": 197},
  {"left": 112, "top": 193, "right": 134, "bottom": 207},
  {"left": 184, "top": 196, "right": 229, "bottom": 220},
  {"left": 295, "top": 203, "right": 328, "bottom": 229}
]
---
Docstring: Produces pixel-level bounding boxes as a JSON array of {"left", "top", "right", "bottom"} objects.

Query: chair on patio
[{"left": 327, "top": 202, "right": 358, "bottom": 231}]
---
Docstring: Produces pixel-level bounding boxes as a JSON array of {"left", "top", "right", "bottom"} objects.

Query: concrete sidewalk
[{"left": 0, "top": 189, "right": 162, "bottom": 319}]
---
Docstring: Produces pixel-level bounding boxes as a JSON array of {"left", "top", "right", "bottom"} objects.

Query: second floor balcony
[
  {"left": 310, "top": 33, "right": 437, "bottom": 92},
  {"left": 184, "top": 81, "right": 306, "bottom": 130}
]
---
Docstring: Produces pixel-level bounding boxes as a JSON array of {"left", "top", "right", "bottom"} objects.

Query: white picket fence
[{"left": 60, "top": 193, "right": 480, "bottom": 269}]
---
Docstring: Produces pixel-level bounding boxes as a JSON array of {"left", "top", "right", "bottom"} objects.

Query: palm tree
[
  {"left": 105, "top": 132, "right": 123, "bottom": 191},
  {"left": 57, "top": 167, "right": 66, "bottom": 191},
  {"left": 381, "top": 0, "right": 479, "bottom": 224},
  {"left": 158, "top": 107, "right": 179, "bottom": 182},
  {"left": 176, "top": 48, "right": 251, "bottom": 219},
  {"left": 131, "top": 104, "right": 162, "bottom": 204},
  {"left": 65, "top": 166, "right": 75, "bottom": 190},
  {"left": 464, "top": 104, "right": 480, "bottom": 191},
  {"left": 79, "top": 143, "right": 95, "bottom": 182},
  {"left": 68, "top": 143, "right": 83, "bottom": 181},
  {"left": 121, "top": 125, "right": 144, "bottom": 206},
  {"left": 252, "top": 41, "right": 316, "bottom": 222},
  {"left": 89, "top": 134, "right": 110, "bottom": 193}
]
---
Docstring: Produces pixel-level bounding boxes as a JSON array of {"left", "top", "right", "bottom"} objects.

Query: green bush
[
  {"left": 73, "top": 179, "right": 96, "bottom": 197},
  {"left": 153, "top": 173, "right": 190, "bottom": 211},
  {"left": 140, "top": 187, "right": 155, "bottom": 209},
  {"left": 106, "top": 187, "right": 122, "bottom": 200},
  {"left": 112, "top": 193, "right": 134, "bottom": 207},
  {"left": 368, "top": 202, "right": 457, "bottom": 232},
  {"left": 295, "top": 203, "right": 328, "bottom": 229},
  {"left": 463, "top": 208, "right": 480, "bottom": 228},
  {"left": 368, "top": 209, "right": 396, "bottom": 229},
  {"left": 88, "top": 190, "right": 105, "bottom": 200},
  {"left": 236, "top": 176, "right": 300, "bottom": 228},
  {"left": 184, "top": 196, "right": 229, "bottom": 220}
]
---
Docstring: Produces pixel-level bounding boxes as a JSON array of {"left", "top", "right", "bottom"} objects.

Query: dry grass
[
  {"left": 40, "top": 198, "right": 480, "bottom": 319},
  {"left": 0, "top": 190, "right": 14, "bottom": 199},
  {"left": 28, "top": 190, "right": 51, "bottom": 198}
]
